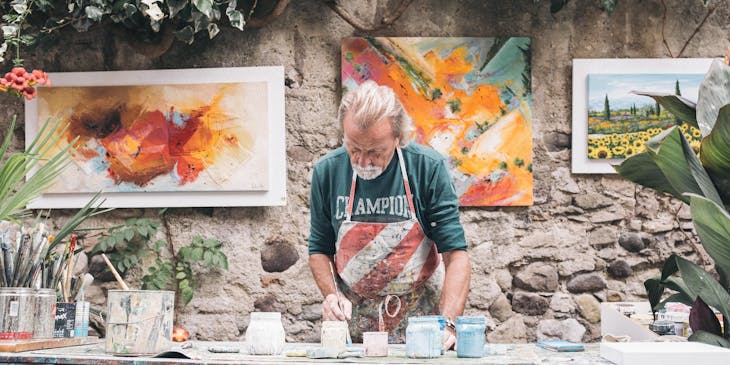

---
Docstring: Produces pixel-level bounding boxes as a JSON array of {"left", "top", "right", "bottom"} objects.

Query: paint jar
[
  {"left": 0, "top": 288, "right": 36, "bottom": 340},
  {"left": 456, "top": 316, "right": 486, "bottom": 358},
  {"left": 363, "top": 331, "right": 388, "bottom": 357},
  {"left": 32, "top": 289, "right": 56, "bottom": 339},
  {"left": 419, "top": 315, "right": 446, "bottom": 354},
  {"left": 106, "top": 290, "right": 175, "bottom": 355},
  {"left": 405, "top": 316, "right": 441, "bottom": 358},
  {"left": 246, "top": 312, "right": 286, "bottom": 355},
  {"left": 320, "top": 320, "right": 347, "bottom": 351}
]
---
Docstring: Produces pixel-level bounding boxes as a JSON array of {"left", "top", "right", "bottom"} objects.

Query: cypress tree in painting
[
  {"left": 604, "top": 94, "right": 611, "bottom": 121},
  {"left": 675, "top": 79, "right": 681, "bottom": 96},
  {"left": 656, "top": 100, "right": 661, "bottom": 116}
]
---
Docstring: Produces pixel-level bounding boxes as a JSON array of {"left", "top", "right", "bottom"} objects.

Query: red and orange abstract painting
[
  {"left": 36, "top": 82, "right": 268, "bottom": 193},
  {"left": 342, "top": 37, "right": 533, "bottom": 206}
]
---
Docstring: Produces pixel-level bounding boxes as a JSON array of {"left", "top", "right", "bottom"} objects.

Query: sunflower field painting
[
  {"left": 342, "top": 37, "right": 533, "bottom": 206},
  {"left": 587, "top": 73, "right": 704, "bottom": 159}
]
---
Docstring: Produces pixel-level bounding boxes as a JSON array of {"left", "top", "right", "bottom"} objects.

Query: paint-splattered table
[{"left": 0, "top": 341, "right": 615, "bottom": 364}]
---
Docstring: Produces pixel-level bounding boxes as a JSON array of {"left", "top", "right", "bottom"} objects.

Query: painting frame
[
  {"left": 571, "top": 58, "right": 713, "bottom": 174},
  {"left": 25, "top": 66, "right": 286, "bottom": 208}
]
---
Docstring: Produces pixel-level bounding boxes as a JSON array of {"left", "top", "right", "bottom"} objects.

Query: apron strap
[{"left": 346, "top": 146, "right": 417, "bottom": 220}]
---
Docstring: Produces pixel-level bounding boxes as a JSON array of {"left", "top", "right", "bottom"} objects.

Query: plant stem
[{"left": 160, "top": 211, "right": 181, "bottom": 310}]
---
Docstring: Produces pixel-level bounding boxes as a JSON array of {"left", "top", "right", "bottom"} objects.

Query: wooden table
[{"left": 0, "top": 341, "right": 614, "bottom": 364}]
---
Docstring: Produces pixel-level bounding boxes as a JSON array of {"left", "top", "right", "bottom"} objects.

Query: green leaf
[
  {"left": 85, "top": 5, "right": 104, "bottom": 21},
  {"left": 697, "top": 60, "right": 730, "bottom": 136},
  {"left": 689, "top": 330, "right": 730, "bottom": 348},
  {"left": 192, "top": 0, "right": 213, "bottom": 18},
  {"left": 675, "top": 256, "right": 730, "bottom": 330},
  {"left": 614, "top": 150, "right": 683, "bottom": 199},
  {"left": 644, "top": 277, "right": 664, "bottom": 311},
  {"left": 207, "top": 23, "right": 219, "bottom": 39},
  {"left": 166, "top": 0, "right": 187, "bottom": 18},
  {"left": 700, "top": 104, "right": 730, "bottom": 205},
  {"left": 124, "top": 229, "right": 134, "bottom": 241},
  {"left": 689, "top": 296, "right": 723, "bottom": 337},
  {"left": 688, "top": 194, "right": 730, "bottom": 273},
  {"left": 192, "top": 247, "right": 203, "bottom": 261},
  {"left": 632, "top": 91, "right": 698, "bottom": 129},
  {"left": 599, "top": 0, "right": 617, "bottom": 14},
  {"left": 226, "top": 8, "right": 244, "bottom": 30},
  {"left": 182, "top": 287, "right": 193, "bottom": 304},
  {"left": 176, "top": 271, "right": 186, "bottom": 279}
]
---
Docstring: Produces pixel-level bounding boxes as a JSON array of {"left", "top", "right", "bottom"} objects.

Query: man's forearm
[
  {"left": 310, "top": 253, "right": 337, "bottom": 298},
  {"left": 439, "top": 250, "right": 471, "bottom": 321}
]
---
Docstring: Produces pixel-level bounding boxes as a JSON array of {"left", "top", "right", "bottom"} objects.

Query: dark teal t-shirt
[{"left": 308, "top": 142, "right": 467, "bottom": 255}]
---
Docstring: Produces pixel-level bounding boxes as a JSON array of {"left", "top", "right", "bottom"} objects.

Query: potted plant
[{"left": 614, "top": 51, "right": 730, "bottom": 347}]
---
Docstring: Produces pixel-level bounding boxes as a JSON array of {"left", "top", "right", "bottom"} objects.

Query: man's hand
[
  {"left": 442, "top": 326, "right": 456, "bottom": 351},
  {"left": 322, "top": 293, "right": 352, "bottom": 321}
]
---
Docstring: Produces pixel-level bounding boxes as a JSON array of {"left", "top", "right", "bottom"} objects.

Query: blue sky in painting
[{"left": 588, "top": 73, "right": 704, "bottom": 111}]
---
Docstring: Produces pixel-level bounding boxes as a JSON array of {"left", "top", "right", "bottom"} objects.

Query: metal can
[
  {"left": 456, "top": 316, "right": 486, "bottom": 358},
  {"left": 405, "top": 316, "right": 441, "bottom": 358},
  {"left": 0, "top": 287, "right": 36, "bottom": 340}
]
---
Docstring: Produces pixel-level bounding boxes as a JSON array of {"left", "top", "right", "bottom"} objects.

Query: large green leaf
[
  {"left": 632, "top": 91, "right": 698, "bottom": 130},
  {"left": 700, "top": 104, "right": 730, "bottom": 205},
  {"left": 613, "top": 151, "right": 682, "bottom": 199},
  {"left": 675, "top": 256, "right": 730, "bottom": 330},
  {"left": 687, "top": 193, "right": 730, "bottom": 274},
  {"left": 697, "top": 59, "right": 730, "bottom": 136},
  {"left": 689, "top": 330, "right": 730, "bottom": 348}
]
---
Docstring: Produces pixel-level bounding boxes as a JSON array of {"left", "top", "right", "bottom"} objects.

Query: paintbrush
[
  {"left": 63, "top": 234, "right": 77, "bottom": 301},
  {"left": 329, "top": 261, "right": 351, "bottom": 345},
  {"left": 101, "top": 253, "right": 130, "bottom": 290}
]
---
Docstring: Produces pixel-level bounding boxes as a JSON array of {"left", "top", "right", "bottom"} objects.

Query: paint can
[
  {"left": 105, "top": 290, "right": 175, "bottom": 356},
  {"left": 320, "top": 321, "right": 347, "bottom": 351},
  {"left": 405, "top": 316, "right": 441, "bottom": 358},
  {"left": 456, "top": 316, "right": 486, "bottom": 358},
  {"left": 245, "top": 312, "right": 286, "bottom": 355},
  {"left": 363, "top": 331, "right": 388, "bottom": 357},
  {"left": 0, "top": 287, "right": 36, "bottom": 340},
  {"left": 32, "top": 289, "right": 56, "bottom": 339},
  {"left": 53, "top": 302, "right": 76, "bottom": 338}
]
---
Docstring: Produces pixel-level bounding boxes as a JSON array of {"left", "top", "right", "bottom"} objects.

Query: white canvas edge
[
  {"left": 24, "top": 66, "right": 287, "bottom": 208},
  {"left": 571, "top": 58, "right": 715, "bottom": 174}
]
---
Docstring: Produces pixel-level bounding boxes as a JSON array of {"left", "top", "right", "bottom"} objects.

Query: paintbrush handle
[{"left": 101, "top": 253, "right": 130, "bottom": 290}]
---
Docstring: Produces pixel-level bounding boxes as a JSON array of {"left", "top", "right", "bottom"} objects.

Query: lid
[
  {"left": 251, "top": 312, "right": 282, "bottom": 320},
  {"left": 456, "top": 316, "right": 486, "bottom": 324},
  {"left": 322, "top": 320, "right": 348, "bottom": 328}
]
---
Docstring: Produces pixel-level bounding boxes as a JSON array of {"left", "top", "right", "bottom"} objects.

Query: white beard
[{"left": 352, "top": 164, "right": 384, "bottom": 180}]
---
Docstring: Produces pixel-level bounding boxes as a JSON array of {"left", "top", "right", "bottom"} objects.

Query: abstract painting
[
  {"left": 572, "top": 58, "right": 713, "bottom": 174},
  {"left": 342, "top": 37, "right": 533, "bottom": 206},
  {"left": 587, "top": 74, "right": 704, "bottom": 160},
  {"left": 26, "top": 67, "right": 286, "bottom": 208}
]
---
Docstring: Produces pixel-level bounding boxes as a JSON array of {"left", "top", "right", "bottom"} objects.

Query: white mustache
[{"left": 352, "top": 164, "right": 383, "bottom": 180}]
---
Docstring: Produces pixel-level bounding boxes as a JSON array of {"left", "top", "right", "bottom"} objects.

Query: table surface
[{"left": 0, "top": 341, "right": 615, "bottom": 365}]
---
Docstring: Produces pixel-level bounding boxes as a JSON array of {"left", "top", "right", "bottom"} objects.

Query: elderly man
[{"left": 308, "top": 80, "right": 471, "bottom": 347}]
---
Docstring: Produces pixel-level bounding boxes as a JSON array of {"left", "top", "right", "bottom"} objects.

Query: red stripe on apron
[
  {"left": 335, "top": 223, "right": 387, "bottom": 272},
  {"left": 349, "top": 221, "right": 425, "bottom": 298},
  {"left": 412, "top": 241, "right": 439, "bottom": 289}
]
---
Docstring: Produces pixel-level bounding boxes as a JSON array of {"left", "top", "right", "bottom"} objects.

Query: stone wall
[{"left": 1, "top": 0, "right": 729, "bottom": 343}]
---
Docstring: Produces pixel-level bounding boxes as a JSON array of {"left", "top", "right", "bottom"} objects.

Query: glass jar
[
  {"left": 320, "top": 321, "right": 347, "bottom": 351},
  {"left": 405, "top": 316, "right": 441, "bottom": 358},
  {"left": 456, "top": 316, "right": 486, "bottom": 358},
  {"left": 418, "top": 315, "right": 446, "bottom": 354},
  {"left": 32, "top": 289, "right": 56, "bottom": 339},
  {"left": 246, "top": 312, "right": 285, "bottom": 355}
]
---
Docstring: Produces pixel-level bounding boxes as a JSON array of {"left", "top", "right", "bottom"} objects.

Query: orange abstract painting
[
  {"left": 342, "top": 37, "right": 533, "bottom": 206},
  {"left": 36, "top": 82, "right": 269, "bottom": 193}
]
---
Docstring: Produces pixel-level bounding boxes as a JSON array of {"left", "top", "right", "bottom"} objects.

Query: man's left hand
[{"left": 442, "top": 326, "right": 456, "bottom": 351}]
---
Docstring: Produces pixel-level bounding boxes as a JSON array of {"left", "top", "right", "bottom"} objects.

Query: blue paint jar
[
  {"left": 456, "top": 316, "right": 486, "bottom": 358},
  {"left": 418, "top": 315, "right": 446, "bottom": 354},
  {"left": 405, "top": 316, "right": 441, "bottom": 358}
]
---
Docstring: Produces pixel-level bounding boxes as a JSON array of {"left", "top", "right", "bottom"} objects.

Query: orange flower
[{"left": 1, "top": 66, "right": 50, "bottom": 100}]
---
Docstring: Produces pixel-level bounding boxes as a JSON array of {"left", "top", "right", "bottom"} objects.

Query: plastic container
[
  {"left": 246, "top": 312, "right": 286, "bottom": 355},
  {"left": 320, "top": 320, "right": 347, "bottom": 351},
  {"left": 363, "top": 331, "right": 388, "bottom": 357},
  {"left": 32, "top": 289, "right": 56, "bottom": 339},
  {"left": 405, "top": 316, "right": 441, "bottom": 358},
  {"left": 456, "top": 316, "right": 486, "bottom": 358},
  {"left": 0, "top": 288, "right": 36, "bottom": 340}
]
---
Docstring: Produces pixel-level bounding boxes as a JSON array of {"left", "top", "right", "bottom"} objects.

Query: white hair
[{"left": 338, "top": 80, "right": 414, "bottom": 146}]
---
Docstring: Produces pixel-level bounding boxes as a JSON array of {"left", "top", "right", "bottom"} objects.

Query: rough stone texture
[
  {"left": 487, "top": 315, "right": 527, "bottom": 343},
  {"left": 608, "top": 259, "right": 633, "bottom": 278},
  {"left": 2, "top": 0, "right": 725, "bottom": 342},
  {"left": 513, "top": 262, "right": 559, "bottom": 292},
  {"left": 537, "top": 318, "right": 587, "bottom": 343},
  {"left": 619, "top": 232, "right": 646, "bottom": 252},
  {"left": 512, "top": 292, "right": 550, "bottom": 316},
  {"left": 567, "top": 273, "right": 607, "bottom": 293},
  {"left": 489, "top": 293, "right": 514, "bottom": 322},
  {"left": 261, "top": 236, "right": 300, "bottom": 273},
  {"left": 607, "top": 290, "right": 625, "bottom": 302},
  {"left": 550, "top": 293, "right": 576, "bottom": 314},
  {"left": 574, "top": 294, "right": 601, "bottom": 323}
]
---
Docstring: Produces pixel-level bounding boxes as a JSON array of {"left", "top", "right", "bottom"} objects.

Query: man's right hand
[{"left": 322, "top": 293, "right": 352, "bottom": 321}]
